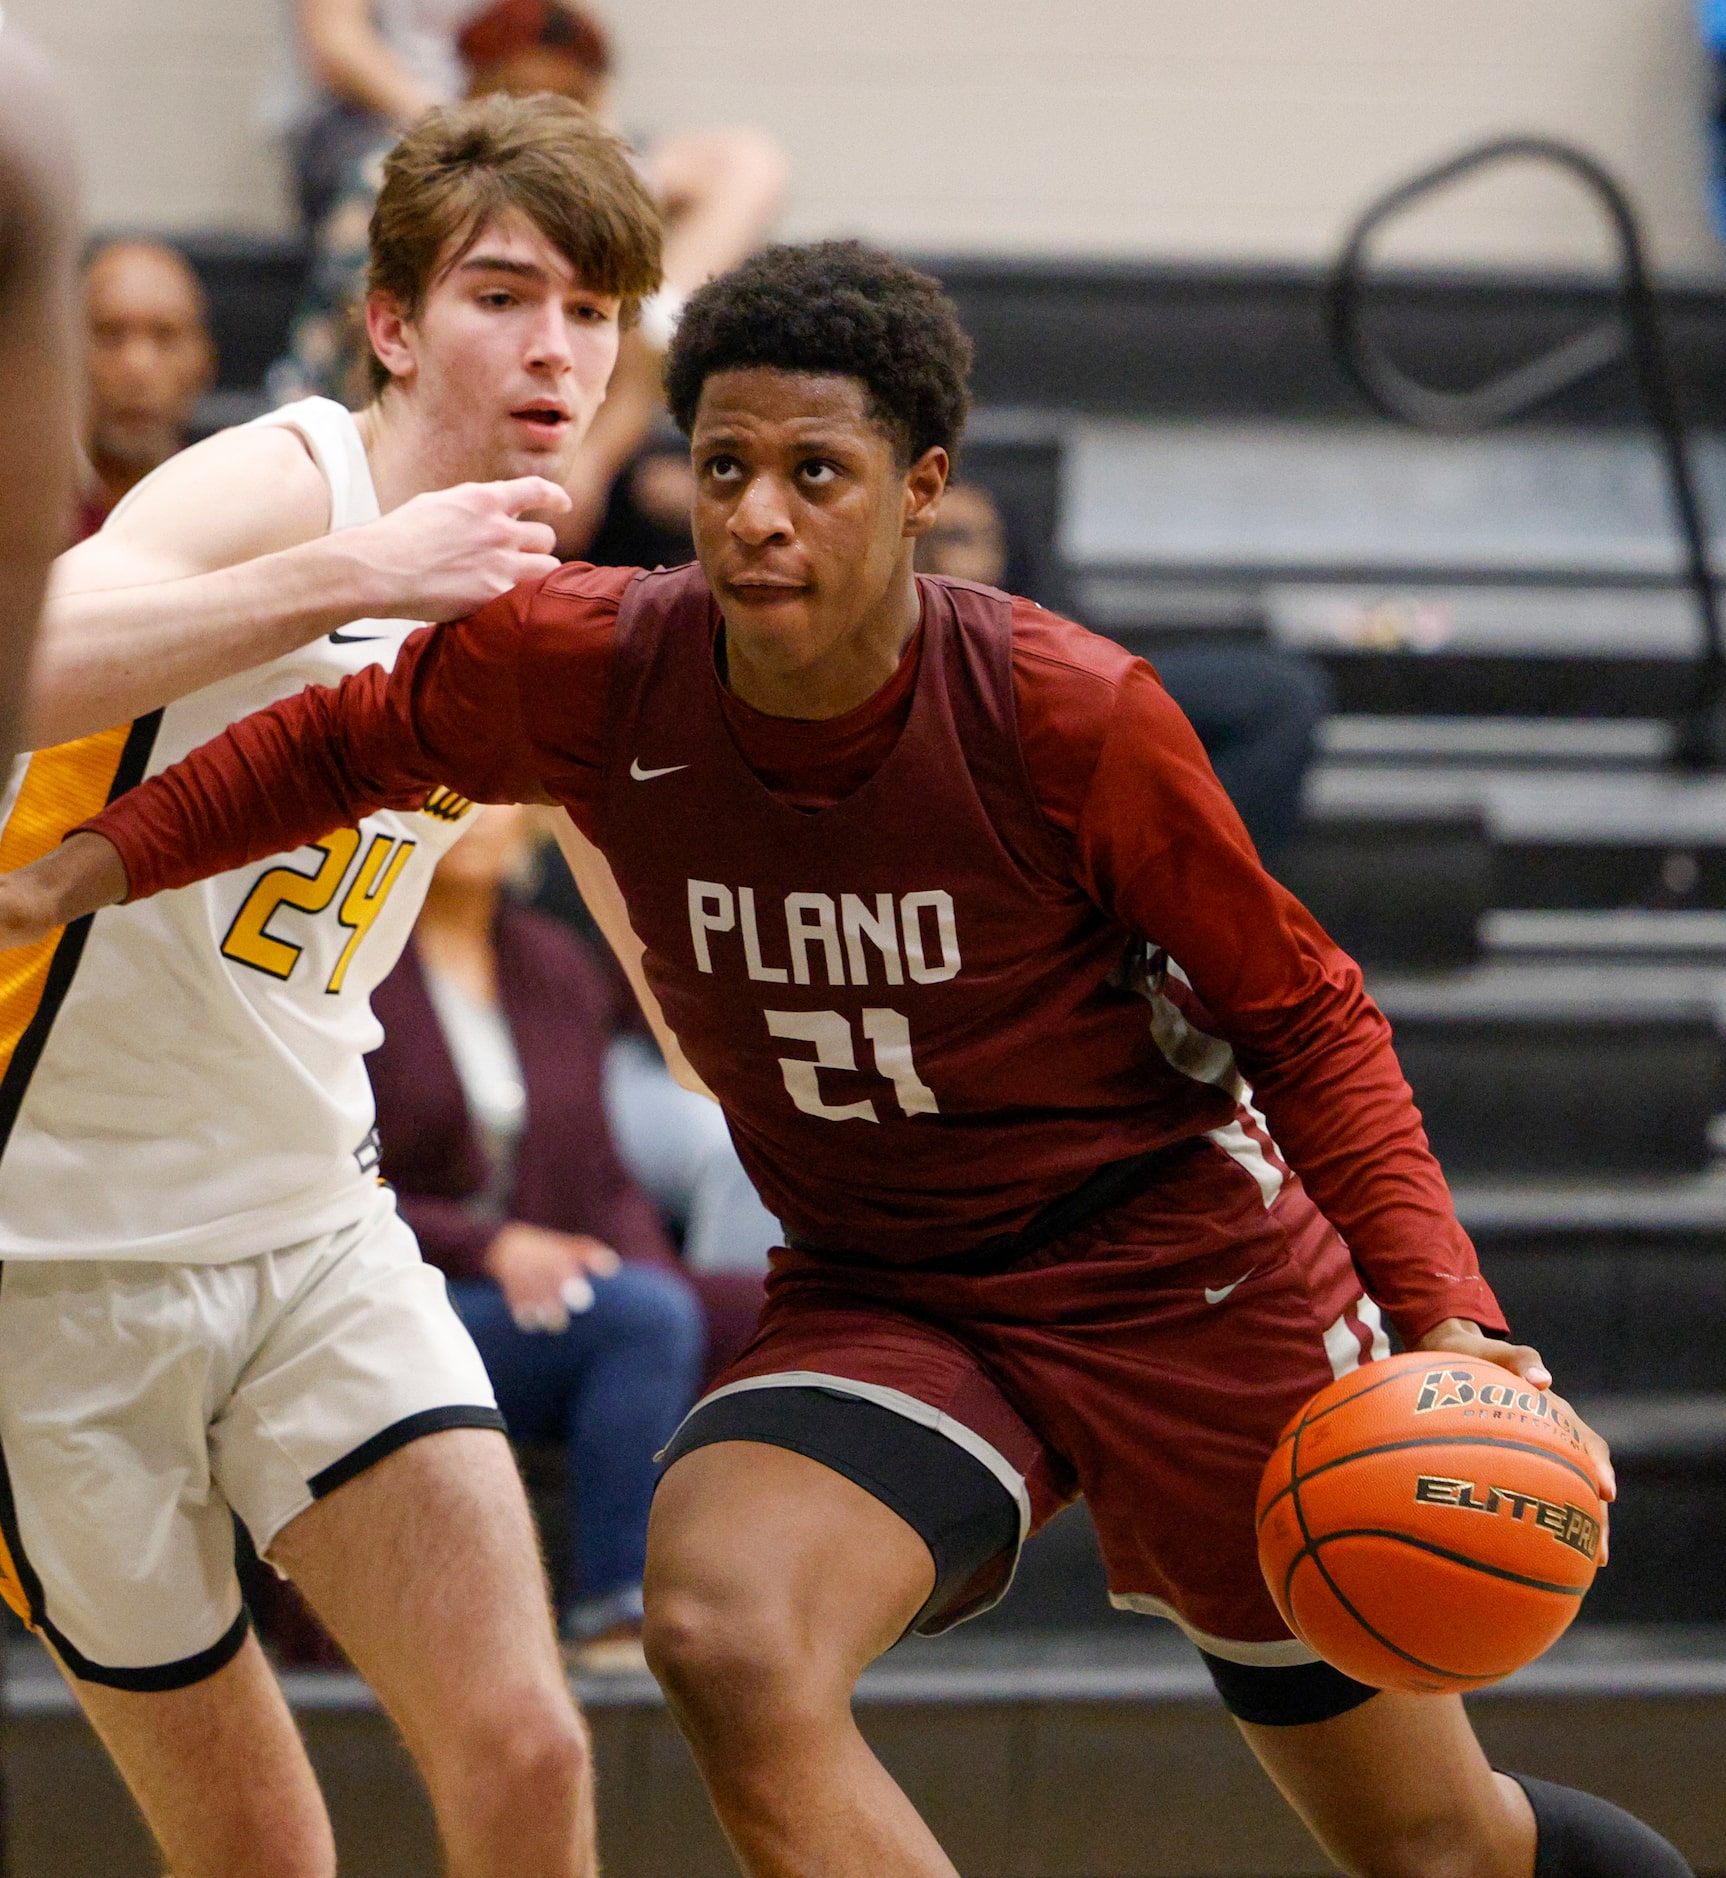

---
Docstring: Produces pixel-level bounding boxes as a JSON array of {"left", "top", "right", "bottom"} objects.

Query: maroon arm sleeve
[
  {"left": 1041, "top": 652, "right": 1504, "bottom": 1345},
  {"left": 79, "top": 576, "right": 585, "bottom": 900}
]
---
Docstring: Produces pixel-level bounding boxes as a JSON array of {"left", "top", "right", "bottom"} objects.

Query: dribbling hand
[
  {"left": 345, "top": 477, "right": 573, "bottom": 623},
  {"left": 1416, "top": 1314, "right": 1615, "bottom": 1560}
]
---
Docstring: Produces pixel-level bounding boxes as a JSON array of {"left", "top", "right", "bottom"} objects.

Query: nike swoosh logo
[
  {"left": 328, "top": 630, "right": 387, "bottom": 645},
  {"left": 1204, "top": 1267, "right": 1258, "bottom": 1305},
  {"left": 630, "top": 759, "right": 690, "bottom": 782}
]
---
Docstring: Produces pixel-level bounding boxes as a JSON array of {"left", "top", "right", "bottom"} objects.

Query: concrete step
[
  {"left": 1584, "top": 1395, "right": 1726, "bottom": 1460},
  {"left": 1455, "top": 1168, "right": 1726, "bottom": 1239},
  {"left": 1288, "top": 761, "right": 1726, "bottom": 956},
  {"left": 1307, "top": 763, "right": 1726, "bottom": 853},
  {"left": 1484, "top": 1251, "right": 1726, "bottom": 1392},
  {"left": 1277, "top": 812, "right": 1490, "bottom": 970},
  {"left": 1571, "top": 1401, "right": 1726, "bottom": 1626},
  {"left": 1314, "top": 649, "right": 1697, "bottom": 722},
  {"left": 1062, "top": 425, "right": 1726, "bottom": 586},
  {"left": 1483, "top": 910, "right": 1726, "bottom": 961},
  {"left": 1369, "top": 965, "right": 1726, "bottom": 1177},
  {"left": 1319, "top": 715, "right": 1675, "bottom": 768}
]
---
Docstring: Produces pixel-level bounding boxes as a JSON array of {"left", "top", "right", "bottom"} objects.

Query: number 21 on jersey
[{"left": 765, "top": 1008, "right": 938, "bottom": 1123}]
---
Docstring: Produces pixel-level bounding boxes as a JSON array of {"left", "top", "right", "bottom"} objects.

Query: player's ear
[
  {"left": 902, "top": 447, "right": 949, "bottom": 537},
  {"left": 365, "top": 290, "right": 418, "bottom": 387}
]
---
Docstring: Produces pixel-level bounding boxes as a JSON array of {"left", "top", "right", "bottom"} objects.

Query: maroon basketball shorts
[{"left": 659, "top": 1136, "right": 1392, "bottom": 1719}]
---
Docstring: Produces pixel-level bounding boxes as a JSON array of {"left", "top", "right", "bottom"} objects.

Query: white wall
[
  {"left": 6, "top": 0, "right": 294, "bottom": 234},
  {"left": 9, "top": 0, "right": 1724, "bottom": 275}
]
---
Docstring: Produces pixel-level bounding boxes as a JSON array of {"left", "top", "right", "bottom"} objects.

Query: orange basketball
[{"left": 1255, "top": 1350, "right": 1603, "bottom": 1693}]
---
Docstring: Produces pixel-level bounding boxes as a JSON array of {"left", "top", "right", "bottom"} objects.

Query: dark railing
[{"left": 1328, "top": 136, "right": 1726, "bottom": 767}]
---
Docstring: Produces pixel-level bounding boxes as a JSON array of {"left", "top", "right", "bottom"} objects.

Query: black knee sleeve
[
  {"left": 1510, "top": 1774, "right": 1693, "bottom": 1877},
  {"left": 1197, "top": 1651, "right": 1379, "bottom": 1726}
]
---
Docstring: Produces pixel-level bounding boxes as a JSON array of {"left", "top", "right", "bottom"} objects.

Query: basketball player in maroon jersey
[{"left": 0, "top": 241, "right": 1689, "bottom": 1878}]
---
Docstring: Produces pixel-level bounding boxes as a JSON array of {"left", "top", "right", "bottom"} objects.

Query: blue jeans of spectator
[
  {"left": 1154, "top": 645, "right": 1333, "bottom": 861},
  {"left": 448, "top": 1264, "right": 703, "bottom": 1625}
]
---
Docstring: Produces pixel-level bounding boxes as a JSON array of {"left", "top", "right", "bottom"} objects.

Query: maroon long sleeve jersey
[{"left": 86, "top": 562, "right": 1504, "bottom": 1343}]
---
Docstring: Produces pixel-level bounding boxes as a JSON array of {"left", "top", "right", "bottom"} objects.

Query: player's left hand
[{"left": 1416, "top": 1316, "right": 1616, "bottom": 1554}]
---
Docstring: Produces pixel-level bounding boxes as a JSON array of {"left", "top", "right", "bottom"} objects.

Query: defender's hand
[
  {"left": 483, "top": 1222, "right": 621, "bottom": 1334},
  {"left": 342, "top": 478, "right": 572, "bottom": 623},
  {"left": 1417, "top": 1316, "right": 1616, "bottom": 1560},
  {"left": 0, "top": 831, "right": 128, "bottom": 951}
]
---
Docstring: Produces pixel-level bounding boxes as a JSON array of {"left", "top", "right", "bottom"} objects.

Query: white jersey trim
[{"left": 1106, "top": 1593, "right": 1322, "bottom": 1666}]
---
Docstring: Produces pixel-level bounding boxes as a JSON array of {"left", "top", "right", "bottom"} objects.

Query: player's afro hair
[{"left": 664, "top": 240, "right": 973, "bottom": 464}]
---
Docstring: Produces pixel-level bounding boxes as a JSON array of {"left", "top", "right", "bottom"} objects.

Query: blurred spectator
[
  {"left": 272, "top": 0, "right": 786, "bottom": 553},
  {"left": 284, "top": 0, "right": 486, "bottom": 233},
  {"left": 368, "top": 803, "right": 705, "bottom": 1664},
  {"left": 75, "top": 241, "right": 215, "bottom": 540},
  {"left": 917, "top": 482, "right": 1331, "bottom": 861},
  {"left": 605, "top": 1033, "right": 783, "bottom": 1273},
  {"left": 527, "top": 829, "right": 781, "bottom": 1277}
]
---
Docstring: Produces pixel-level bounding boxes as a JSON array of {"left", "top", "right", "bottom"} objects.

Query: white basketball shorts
[{"left": 0, "top": 1192, "right": 502, "bottom": 1689}]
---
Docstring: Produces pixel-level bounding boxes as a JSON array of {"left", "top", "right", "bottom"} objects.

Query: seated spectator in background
[
  {"left": 917, "top": 481, "right": 1332, "bottom": 861},
  {"left": 274, "top": 0, "right": 786, "bottom": 552},
  {"left": 75, "top": 240, "right": 214, "bottom": 539},
  {"left": 527, "top": 823, "right": 782, "bottom": 1277},
  {"left": 368, "top": 802, "right": 705, "bottom": 1666},
  {"left": 282, "top": 0, "right": 487, "bottom": 232}
]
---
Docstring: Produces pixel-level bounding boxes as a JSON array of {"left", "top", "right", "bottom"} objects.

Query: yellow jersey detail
[{"left": 0, "top": 726, "right": 134, "bottom": 1082}]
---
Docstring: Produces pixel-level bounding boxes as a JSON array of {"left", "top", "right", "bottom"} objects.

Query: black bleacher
[{"left": 170, "top": 235, "right": 1726, "bottom": 420}]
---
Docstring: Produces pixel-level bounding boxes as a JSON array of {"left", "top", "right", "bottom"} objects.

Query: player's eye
[
  {"left": 703, "top": 455, "right": 744, "bottom": 482},
  {"left": 797, "top": 460, "right": 838, "bottom": 487},
  {"left": 477, "top": 290, "right": 516, "bottom": 309}
]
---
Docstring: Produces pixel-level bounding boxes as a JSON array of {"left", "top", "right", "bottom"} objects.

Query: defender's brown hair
[{"left": 365, "top": 92, "right": 662, "bottom": 393}]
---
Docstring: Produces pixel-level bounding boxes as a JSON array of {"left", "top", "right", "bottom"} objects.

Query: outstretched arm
[
  {"left": 0, "top": 584, "right": 552, "bottom": 949},
  {"left": 30, "top": 422, "right": 568, "bottom": 749},
  {"left": 0, "top": 35, "right": 78, "bottom": 775}
]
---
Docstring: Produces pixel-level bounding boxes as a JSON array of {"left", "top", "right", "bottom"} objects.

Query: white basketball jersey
[{"left": 0, "top": 398, "right": 476, "bottom": 1261}]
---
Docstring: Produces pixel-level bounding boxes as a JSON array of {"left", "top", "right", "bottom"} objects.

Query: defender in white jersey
[
  {"left": 1, "top": 94, "right": 663, "bottom": 1878},
  {"left": 0, "top": 396, "right": 481, "bottom": 1261}
]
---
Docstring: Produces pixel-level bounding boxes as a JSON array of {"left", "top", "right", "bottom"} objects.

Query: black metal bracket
[{"left": 1328, "top": 135, "right": 1725, "bottom": 768}]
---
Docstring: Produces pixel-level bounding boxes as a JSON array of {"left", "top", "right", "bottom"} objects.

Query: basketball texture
[{"left": 1255, "top": 1350, "right": 1603, "bottom": 1693}]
